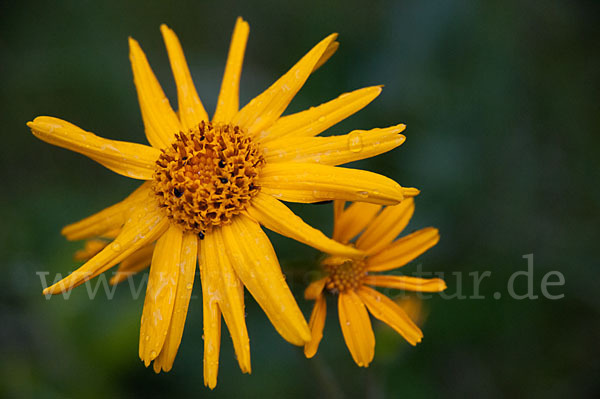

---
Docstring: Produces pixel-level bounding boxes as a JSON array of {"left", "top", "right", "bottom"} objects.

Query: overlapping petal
[
  {"left": 139, "top": 224, "right": 183, "bottom": 366},
  {"left": 356, "top": 198, "right": 415, "bottom": 254},
  {"left": 304, "top": 294, "right": 327, "bottom": 358},
  {"left": 221, "top": 214, "right": 311, "bottom": 345},
  {"left": 42, "top": 201, "right": 168, "bottom": 295},
  {"left": 258, "top": 86, "right": 382, "bottom": 143},
  {"left": 246, "top": 193, "right": 363, "bottom": 258},
  {"left": 233, "top": 34, "right": 338, "bottom": 136},
  {"left": 333, "top": 201, "right": 382, "bottom": 243}
]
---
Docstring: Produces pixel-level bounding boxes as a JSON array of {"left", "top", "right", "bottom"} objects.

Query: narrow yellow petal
[
  {"left": 28, "top": 117, "right": 159, "bottom": 180},
  {"left": 259, "top": 163, "right": 405, "bottom": 205},
  {"left": 333, "top": 200, "right": 345, "bottom": 226},
  {"left": 333, "top": 202, "right": 382, "bottom": 243},
  {"left": 213, "top": 17, "right": 250, "bottom": 123},
  {"left": 304, "top": 294, "right": 327, "bottom": 358},
  {"left": 61, "top": 182, "right": 151, "bottom": 241},
  {"left": 129, "top": 37, "right": 182, "bottom": 148},
  {"left": 42, "top": 202, "right": 168, "bottom": 295},
  {"left": 233, "top": 34, "right": 338, "bottom": 136},
  {"left": 403, "top": 187, "right": 420, "bottom": 197},
  {"left": 258, "top": 86, "right": 382, "bottom": 143},
  {"left": 357, "top": 286, "right": 423, "bottom": 346},
  {"left": 110, "top": 244, "right": 155, "bottom": 285},
  {"left": 356, "top": 198, "right": 415, "bottom": 254},
  {"left": 304, "top": 277, "right": 327, "bottom": 300},
  {"left": 367, "top": 227, "right": 440, "bottom": 272},
  {"left": 206, "top": 228, "right": 252, "bottom": 374},
  {"left": 139, "top": 224, "right": 182, "bottom": 366},
  {"left": 160, "top": 25, "right": 209, "bottom": 130},
  {"left": 338, "top": 290, "right": 375, "bottom": 367},
  {"left": 263, "top": 125, "right": 405, "bottom": 166},
  {"left": 246, "top": 193, "right": 363, "bottom": 258},
  {"left": 198, "top": 240, "right": 222, "bottom": 389},
  {"left": 364, "top": 275, "right": 447, "bottom": 292},
  {"left": 221, "top": 215, "right": 311, "bottom": 345},
  {"left": 73, "top": 239, "right": 108, "bottom": 261},
  {"left": 312, "top": 40, "right": 338, "bottom": 72},
  {"left": 153, "top": 232, "right": 198, "bottom": 372}
]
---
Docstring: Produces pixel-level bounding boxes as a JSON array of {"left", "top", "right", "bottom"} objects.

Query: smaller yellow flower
[{"left": 304, "top": 199, "right": 446, "bottom": 367}]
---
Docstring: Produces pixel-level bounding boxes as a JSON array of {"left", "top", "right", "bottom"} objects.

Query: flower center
[
  {"left": 322, "top": 255, "right": 367, "bottom": 293},
  {"left": 152, "top": 121, "right": 264, "bottom": 236}
]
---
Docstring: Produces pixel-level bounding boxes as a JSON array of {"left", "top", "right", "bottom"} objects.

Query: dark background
[{"left": 1, "top": 0, "right": 598, "bottom": 397}]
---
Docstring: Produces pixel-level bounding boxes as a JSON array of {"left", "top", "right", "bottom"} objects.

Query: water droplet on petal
[
  {"left": 111, "top": 242, "right": 121, "bottom": 251},
  {"left": 318, "top": 116, "right": 326, "bottom": 123},
  {"left": 347, "top": 131, "right": 363, "bottom": 153},
  {"left": 145, "top": 335, "right": 150, "bottom": 341},
  {"left": 356, "top": 191, "right": 369, "bottom": 198},
  {"left": 150, "top": 350, "right": 157, "bottom": 358},
  {"left": 186, "top": 283, "right": 193, "bottom": 290}
]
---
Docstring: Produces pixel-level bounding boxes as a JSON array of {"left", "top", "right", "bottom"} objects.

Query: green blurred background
[{"left": 1, "top": 0, "right": 598, "bottom": 397}]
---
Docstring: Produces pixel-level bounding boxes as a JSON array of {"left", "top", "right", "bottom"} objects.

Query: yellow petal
[
  {"left": 312, "top": 40, "right": 338, "bottom": 72},
  {"left": 221, "top": 215, "right": 311, "bottom": 345},
  {"left": 367, "top": 227, "right": 440, "bottom": 272},
  {"left": 259, "top": 86, "right": 382, "bottom": 143},
  {"left": 73, "top": 239, "right": 108, "bottom": 261},
  {"left": 263, "top": 125, "right": 405, "bottom": 166},
  {"left": 259, "top": 163, "right": 405, "bottom": 205},
  {"left": 153, "top": 232, "right": 198, "bottom": 372},
  {"left": 333, "top": 200, "right": 345, "bottom": 226},
  {"left": 160, "top": 25, "right": 209, "bottom": 130},
  {"left": 213, "top": 17, "right": 250, "bottom": 123},
  {"left": 333, "top": 202, "right": 382, "bottom": 243},
  {"left": 403, "top": 187, "right": 420, "bottom": 197},
  {"left": 129, "top": 37, "right": 182, "bottom": 148},
  {"left": 304, "top": 277, "right": 327, "bottom": 300},
  {"left": 338, "top": 290, "right": 375, "bottom": 367},
  {"left": 27, "top": 117, "right": 159, "bottom": 180},
  {"left": 208, "top": 227, "right": 252, "bottom": 374},
  {"left": 42, "top": 202, "right": 168, "bottom": 295},
  {"left": 110, "top": 244, "right": 155, "bottom": 285},
  {"left": 139, "top": 224, "right": 182, "bottom": 366},
  {"left": 357, "top": 286, "right": 423, "bottom": 346},
  {"left": 304, "top": 294, "right": 327, "bottom": 358},
  {"left": 233, "top": 34, "right": 338, "bottom": 136},
  {"left": 61, "top": 182, "right": 151, "bottom": 241},
  {"left": 198, "top": 238, "right": 222, "bottom": 389},
  {"left": 246, "top": 193, "right": 363, "bottom": 258},
  {"left": 364, "top": 275, "right": 446, "bottom": 292},
  {"left": 356, "top": 198, "right": 414, "bottom": 254}
]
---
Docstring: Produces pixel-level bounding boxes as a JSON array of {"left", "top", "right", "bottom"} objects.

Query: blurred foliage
[{"left": 1, "top": 0, "right": 599, "bottom": 398}]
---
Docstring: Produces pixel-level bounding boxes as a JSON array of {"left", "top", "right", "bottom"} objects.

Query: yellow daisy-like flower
[
  {"left": 28, "top": 18, "right": 417, "bottom": 387},
  {"left": 304, "top": 199, "right": 446, "bottom": 367}
]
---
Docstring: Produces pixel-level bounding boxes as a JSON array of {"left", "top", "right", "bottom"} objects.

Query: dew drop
[
  {"left": 150, "top": 350, "right": 157, "bottom": 358},
  {"left": 356, "top": 191, "right": 369, "bottom": 198},
  {"left": 317, "top": 116, "right": 326, "bottom": 123},
  {"left": 145, "top": 335, "right": 150, "bottom": 341},
  {"left": 111, "top": 242, "right": 121, "bottom": 252},
  {"left": 347, "top": 131, "right": 363, "bottom": 153},
  {"left": 186, "top": 283, "right": 193, "bottom": 290}
]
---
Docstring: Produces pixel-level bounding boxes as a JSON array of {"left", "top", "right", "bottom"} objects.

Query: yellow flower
[
  {"left": 27, "top": 18, "right": 417, "bottom": 387},
  {"left": 304, "top": 199, "right": 446, "bottom": 367}
]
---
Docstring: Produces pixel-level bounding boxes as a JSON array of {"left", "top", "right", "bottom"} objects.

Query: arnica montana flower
[
  {"left": 304, "top": 199, "right": 446, "bottom": 367},
  {"left": 27, "top": 18, "right": 418, "bottom": 387}
]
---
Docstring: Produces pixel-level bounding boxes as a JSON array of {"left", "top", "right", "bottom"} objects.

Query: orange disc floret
[{"left": 152, "top": 121, "right": 264, "bottom": 235}]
